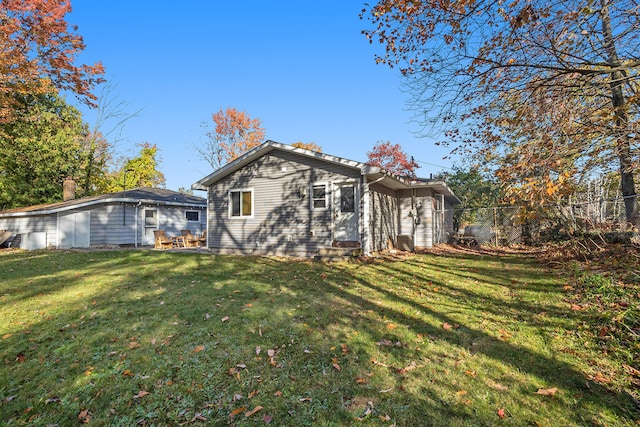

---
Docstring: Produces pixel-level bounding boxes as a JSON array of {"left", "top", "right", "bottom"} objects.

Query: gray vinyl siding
[
  {"left": 398, "top": 189, "right": 415, "bottom": 241},
  {"left": 368, "top": 183, "right": 398, "bottom": 252},
  {"left": 0, "top": 215, "right": 57, "bottom": 247},
  {"left": 0, "top": 203, "right": 206, "bottom": 248},
  {"left": 414, "top": 188, "right": 434, "bottom": 248},
  {"left": 207, "top": 151, "right": 360, "bottom": 256}
]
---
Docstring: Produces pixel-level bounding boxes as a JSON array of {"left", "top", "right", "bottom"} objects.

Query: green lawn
[{"left": 0, "top": 248, "right": 637, "bottom": 426}]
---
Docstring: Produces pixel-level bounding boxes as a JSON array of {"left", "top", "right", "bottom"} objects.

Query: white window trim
[
  {"left": 185, "top": 210, "right": 200, "bottom": 222},
  {"left": 310, "top": 182, "right": 328, "bottom": 210},
  {"left": 228, "top": 188, "right": 254, "bottom": 219}
]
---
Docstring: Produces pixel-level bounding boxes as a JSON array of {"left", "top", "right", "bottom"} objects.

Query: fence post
[{"left": 494, "top": 207, "right": 499, "bottom": 246}]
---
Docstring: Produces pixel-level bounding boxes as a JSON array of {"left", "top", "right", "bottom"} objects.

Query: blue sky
[{"left": 68, "top": 1, "right": 456, "bottom": 191}]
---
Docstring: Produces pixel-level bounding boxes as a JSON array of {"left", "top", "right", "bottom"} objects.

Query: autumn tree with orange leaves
[
  {"left": 197, "top": 107, "right": 266, "bottom": 170},
  {"left": 362, "top": 0, "right": 640, "bottom": 225},
  {"left": 0, "top": 0, "right": 104, "bottom": 123},
  {"left": 367, "top": 141, "right": 419, "bottom": 178},
  {"left": 292, "top": 141, "right": 322, "bottom": 152}
]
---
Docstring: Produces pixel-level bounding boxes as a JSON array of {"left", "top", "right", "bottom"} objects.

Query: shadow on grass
[{"left": 0, "top": 249, "right": 637, "bottom": 426}]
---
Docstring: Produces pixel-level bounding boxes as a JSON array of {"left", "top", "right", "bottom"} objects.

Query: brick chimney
[{"left": 63, "top": 178, "right": 76, "bottom": 201}]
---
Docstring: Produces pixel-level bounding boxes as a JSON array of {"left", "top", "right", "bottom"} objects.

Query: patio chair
[
  {"left": 181, "top": 230, "right": 200, "bottom": 248},
  {"left": 154, "top": 230, "right": 173, "bottom": 249},
  {"left": 197, "top": 229, "right": 206, "bottom": 246}
]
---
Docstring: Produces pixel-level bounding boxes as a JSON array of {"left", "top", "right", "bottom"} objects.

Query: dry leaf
[
  {"left": 442, "top": 322, "right": 453, "bottom": 331},
  {"left": 230, "top": 406, "right": 247, "bottom": 419},
  {"left": 497, "top": 408, "right": 506, "bottom": 419},
  {"left": 255, "top": 346, "right": 261, "bottom": 356},
  {"left": 386, "top": 323, "right": 397, "bottom": 330},
  {"left": 456, "top": 390, "right": 468, "bottom": 396},
  {"left": 356, "top": 377, "right": 368, "bottom": 384},
  {"left": 333, "top": 363, "right": 341, "bottom": 371},
  {"left": 299, "top": 397, "right": 312, "bottom": 402},
  {"left": 534, "top": 387, "right": 558, "bottom": 397},
  {"left": 267, "top": 349, "right": 275, "bottom": 357},
  {"left": 2, "top": 333, "right": 12, "bottom": 339},
  {"left": 128, "top": 341, "right": 141, "bottom": 349},
  {"left": 379, "top": 414, "right": 391, "bottom": 421},
  {"left": 193, "top": 345, "right": 205, "bottom": 353},
  {"left": 498, "top": 329, "right": 512, "bottom": 340},
  {"left": 133, "top": 390, "right": 149, "bottom": 399},
  {"left": 274, "top": 390, "right": 283, "bottom": 397},
  {"left": 221, "top": 316, "right": 229, "bottom": 322},
  {"left": 244, "top": 405, "right": 263, "bottom": 417},
  {"left": 248, "top": 389, "right": 259, "bottom": 399},
  {"left": 233, "top": 394, "right": 243, "bottom": 401},
  {"left": 122, "top": 369, "right": 135, "bottom": 377},
  {"left": 78, "top": 409, "right": 91, "bottom": 423},
  {"left": 341, "top": 343, "right": 349, "bottom": 354},
  {"left": 464, "top": 370, "right": 478, "bottom": 377},
  {"left": 570, "top": 304, "right": 584, "bottom": 311}
]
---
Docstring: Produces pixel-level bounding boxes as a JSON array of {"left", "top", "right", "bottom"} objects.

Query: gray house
[
  {"left": 0, "top": 188, "right": 206, "bottom": 249},
  {"left": 192, "top": 141, "right": 460, "bottom": 257}
]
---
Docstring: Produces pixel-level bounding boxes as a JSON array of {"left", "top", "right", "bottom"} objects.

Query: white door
[
  {"left": 143, "top": 209, "right": 158, "bottom": 246},
  {"left": 59, "top": 211, "right": 90, "bottom": 248},
  {"left": 333, "top": 183, "right": 359, "bottom": 242}
]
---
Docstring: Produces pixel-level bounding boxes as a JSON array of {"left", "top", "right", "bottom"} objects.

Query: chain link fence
[{"left": 453, "top": 196, "right": 639, "bottom": 246}]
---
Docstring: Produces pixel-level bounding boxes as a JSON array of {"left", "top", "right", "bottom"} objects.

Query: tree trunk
[{"left": 601, "top": 0, "right": 639, "bottom": 226}]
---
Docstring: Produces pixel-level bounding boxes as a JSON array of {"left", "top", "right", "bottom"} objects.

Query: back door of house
[
  {"left": 143, "top": 208, "right": 158, "bottom": 246},
  {"left": 333, "top": 182, "right": 359, "bottom": 242}
]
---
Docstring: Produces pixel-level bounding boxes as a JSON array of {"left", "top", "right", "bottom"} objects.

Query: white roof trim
[{"left": 0, "top": 198, "right": 206, "bottom": 218}]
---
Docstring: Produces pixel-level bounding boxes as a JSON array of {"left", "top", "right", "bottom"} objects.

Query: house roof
[
  {"left": 0, "top": 187, "right": 206, "bottom": 218},
  {"left": 192, "top": 140, "right": 460, "bottom": 204}
]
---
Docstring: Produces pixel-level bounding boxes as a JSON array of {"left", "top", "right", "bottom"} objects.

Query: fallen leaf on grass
[
  {"left": 397, "top": 361, "right": 417, "bottom": 374},
  {"left": 299, "top": 397, "right": 312, "bottom": 402},
  {"left": 2, "top": 333, "right": 12, "bottom": 339},
  {"left": 341, "top": 343, "right": 349, "bottom": 354},
  {"left": 590, "top": 372, "right": 611, "bottom": 384},
  {"left": 274, "top": 391, "right": 283, "bottom": 397},
  {"left": 456, "top": 390, "right": 468, "bottom": 396},
  {"left": 230, "top": 406, "right": 247, "bottom": 419},
  {"left": 442, "top": 322, "right": 453, "bottom": 331},
  {"left": 534, "top": 387, "right": 558, "bottom": 397},
  {"left": 262, "top": 414, "right": 273, "bottom": 423},
  {"left": 570, "top": 304, "right": 584, "bottom": 311},
  {"left": 193, "top": 345, "right": 205, "bottom": 353},
  {"left": 371, "top": 358, "right": 390, "bottom": 367},
  {"left": 128, "top": 341, "right": 141, "bottom": 349},
  {"left": 332, "top": 357, "right": 341, "bottom": 371},
  {"left": 356, "top": 377, "right": 368, "bottom": 384},
  {"left": 122, "top": 369, "right": 135, "bottom": 377},
  {"left": 221, "top": 316, "right": 229, "bottom": 322},
  {"left": 498, "top": 329, "right": 512, "bottom": 340},
  {"left": 133, "top": 390, "right": 149, "bottom": 399},
  {"left": 464, "top": 370, "right": 478, "bottom": 377},
  {"left": 244, "top": 406, "right": 263, "bottom": 417},
  {"left": 497, "top": 408, "right": 506, "bottom": 419},
  {"left": 379, "top": 414, "right": 391, "bottom": 421},
  {"left": 248, "top": 389, "right": 259, "bottom": 399},
  {"left": 386, "top": 323, "right": 397, "bottom": 330},
  {"left": 78, "top": 409, "right": 91, "bottom": 423}
]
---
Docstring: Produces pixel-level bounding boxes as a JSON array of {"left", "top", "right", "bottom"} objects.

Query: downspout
[{"left": 134, "top": 201, "right": 141, "bottom": 247}]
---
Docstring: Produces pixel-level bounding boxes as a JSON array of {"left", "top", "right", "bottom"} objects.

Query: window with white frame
[
  {"left": 312, "top": 184, "right": 327, "bottom": 209},
  {"left": 229, "top": 189, "right": 253, "bottom": 217},
  {"left": 185, "top": 211, "right": 199, "bottom": 222}
]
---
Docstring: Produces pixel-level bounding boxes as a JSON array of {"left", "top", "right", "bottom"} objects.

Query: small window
[
  {"left": 230, "top": 189, "right": 253, "bottom": 218},
  {"left": 340, "top": 185, "right": 355, "bottom": 213},
  {"left": 186, "top": 211, "right": 199, "bottom": 222},
  {"left": 312, "top": 184, "right": 327, "bottom": 209}
]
